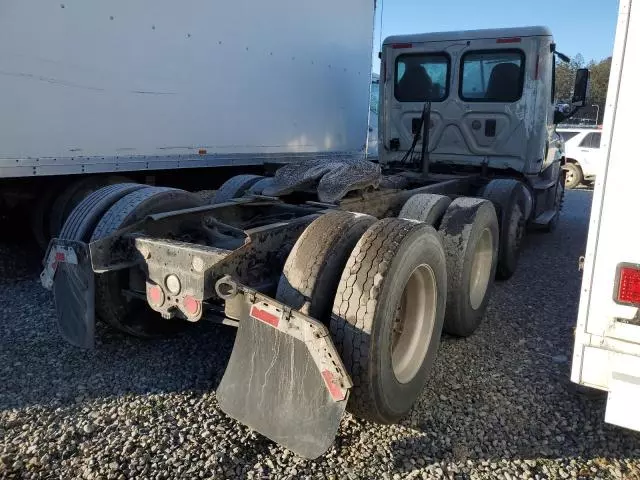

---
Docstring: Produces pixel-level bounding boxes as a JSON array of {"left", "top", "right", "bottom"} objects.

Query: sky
[{"left": 372, "top": 0, "right": 619, "bottom": 72}]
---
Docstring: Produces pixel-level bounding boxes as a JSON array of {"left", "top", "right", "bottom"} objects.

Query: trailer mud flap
[
  {"left": 215, "top": 279, "right": 351, "bottom": 459},
  {"left": 41, "top": 240, "right": 95, "bottom": 349}
]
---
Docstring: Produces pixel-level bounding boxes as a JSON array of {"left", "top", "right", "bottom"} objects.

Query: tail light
[
  {"left": 183, "top": 295, "right": 202, "bottom": 318},
  {"left": 615, "top": 264, "right": 640, "bottom": 306},
  {"left": 147, "top": 284, "right": 164, "bottom": 307}
]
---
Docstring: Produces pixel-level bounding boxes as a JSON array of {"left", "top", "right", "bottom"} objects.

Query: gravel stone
[{"left": 1, "top": 190, "right": 640, "bottom": 479}]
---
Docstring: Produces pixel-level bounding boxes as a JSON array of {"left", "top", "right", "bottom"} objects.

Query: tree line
[{"left": 555, "top": 54, "right": 611, "bottom": 124}]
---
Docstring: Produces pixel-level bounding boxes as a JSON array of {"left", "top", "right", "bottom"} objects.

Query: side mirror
[{"left": 572, "top": 68, "right": 590, "bottom": 107}]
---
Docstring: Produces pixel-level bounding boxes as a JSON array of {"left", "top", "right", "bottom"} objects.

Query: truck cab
[
  {"left": 378, "top": 26, "right": 589, "bottom": 228},
  {"left": 379, "top": 26, "right": 559, "bottom": 175}
]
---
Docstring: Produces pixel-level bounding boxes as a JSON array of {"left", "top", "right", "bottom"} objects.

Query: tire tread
[
  {"left": 331, "top": 218, "right": 436, "bottom": 421},
  {"left": 276, "top": 211, "right": 375, "bottom": 321}
]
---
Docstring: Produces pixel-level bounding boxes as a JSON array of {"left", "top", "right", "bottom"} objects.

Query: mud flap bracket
[
  {"left": 41, "top": 239, "right": 95, "bottom": 349},
  {"left": 214, "top": 276, "right": 351, "bottom": 458}
]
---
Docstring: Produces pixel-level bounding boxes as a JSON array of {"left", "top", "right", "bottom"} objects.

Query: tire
[
  {"left": 30, "top": 185, "right": 62, "bottom": 250},
  {"left": 59, "top": 183, "right": 147, "bottom": 241},
  {"left": 543, "top": 170, "right": 565, "bottom": 233},
  {"left": 439, "top": 198, "right": 499, "bottom": 337},
  {"left": 330, "top": 218, "right": 447, "bottom": 424},
  {"left": 213, "top": 175, "right": 264, "bottom": 203},
  {"left": 248, "top": 177, "right": 276, "bottom": 195},
  {"left": 563, "top": 162, "right": 582, "bottom": 189},
  {"left": 276, "top": 211, "right": 375, "bottom": 323},
  {"left": 399, "top": 194, "right": 451, "bottom": 228},
  {"left": 91, "top": 187, "right": 204, "bottom": 337},
  {"left": 481, "top": 180, "right": 527, "bottom": 280},
  {"left": 49, "top": 176, "right": 130, "bottom": 238}
]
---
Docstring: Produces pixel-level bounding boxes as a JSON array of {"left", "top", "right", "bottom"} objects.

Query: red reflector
[
  {"left": 183, "top": 295, "right": 201, "bottom": 316},
  {"left": 391, "top": 42, "right": 413, "bottom": 49},
  {"left": 321, "top": 370, "right": 346, "bottom": 402},
  {"left": 55, "top": 252, "right": 66, "bottom": 262},
  {"left": 147, "top": 285, "right": 164, "bottom": 306},
  {"left": 618, "top": 266, "right": 640, "bottom": 305},
  {"left": 250, "top": 305, "right": 279, "bottom": 327},
  {"left": 497, "top": 37, "right": 521, "bottom": 44}
]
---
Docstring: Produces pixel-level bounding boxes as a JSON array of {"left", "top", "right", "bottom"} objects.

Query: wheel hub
[
  {"left": 391, "top": 264, "right": 437, "bottom": 384},
  {"left": 469, "top": 228, "right": 494, "bottom": 310}
]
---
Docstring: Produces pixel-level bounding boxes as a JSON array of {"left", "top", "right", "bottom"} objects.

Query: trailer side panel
[{"left": 0, "top": 0, "right": 375, "bottom": 177}]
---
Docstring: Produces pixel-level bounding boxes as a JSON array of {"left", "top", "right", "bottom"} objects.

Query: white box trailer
[
  {"left": 571, "top": 0, "right": 640, "bottom": 431},
  {"left": 0, "top": 0, "right": 375, "bottom": 244}
]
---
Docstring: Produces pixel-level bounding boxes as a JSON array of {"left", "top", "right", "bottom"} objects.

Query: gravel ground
[{"left": 2, "top": 189, "right": 640, "bottom": 479}]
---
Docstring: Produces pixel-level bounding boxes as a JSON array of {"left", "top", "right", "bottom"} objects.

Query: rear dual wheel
[
  {"left": 280, "top": 200, "right": 499, "bottom": 422},
  {"left": 31, "top": 176, "right": 131, "bottom": 250},
  {"left": 399, "top": 193, "right": 451, "bottom": 228},
  {"left": 401, "top": 194, "right": 500, "bottom": 337},
  {"left": 275, "top": 211, "right": 376, "bottom": 323},
  {"left": 90, "top": 187, "right": 204, "bottom": 337},
  {"left": 439, "top": 198, "right": 499, "bottom": 337},
  {"left": 481, "top": 179, "right": 528, "bottom": 280},
  {"left": 331, "top": 218, "right": 447, "bottom": 423},
  {"left": 278, "top": 214, "right": 448, "bottom": 424},
  {"left": 213, "top": 175, "right": 264, "bottom": 203},
  {"left": 57, "top": 184, "right": 204, "bottom": 337}
]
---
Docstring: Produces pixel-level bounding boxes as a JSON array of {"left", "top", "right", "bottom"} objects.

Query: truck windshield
[
  {"left": 394, "top": 53, "right": 450, "bottom": 102},
  {"left": 460, "top": 50, "right": 524, "bottom": 102}
]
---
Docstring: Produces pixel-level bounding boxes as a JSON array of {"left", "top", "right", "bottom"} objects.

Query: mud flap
[
  {"left": 215, "top": 279, "right": 351, "bottom": 459},
  {"left": 41, "top": 240, "right": 95, "bottom": 349}
]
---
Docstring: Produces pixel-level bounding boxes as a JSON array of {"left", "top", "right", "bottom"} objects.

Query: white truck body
[
  {"left": 571, "top": 0, "right": 640, "bottom": 431},
  {"left": 0, "top": 0, "right": 375, "bottom": 178}
]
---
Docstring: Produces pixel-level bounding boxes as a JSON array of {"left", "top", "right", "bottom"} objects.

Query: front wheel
[{"left": 563, "top": 163, "right": 583, "bottom": 189}]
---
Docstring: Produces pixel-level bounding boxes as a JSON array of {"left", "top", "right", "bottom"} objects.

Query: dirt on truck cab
[{"left": 41, "top": 26, "right": 589, "bottom": 458}]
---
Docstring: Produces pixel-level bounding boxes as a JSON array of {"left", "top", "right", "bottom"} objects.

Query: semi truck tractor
[
  {"left": 40, "top": 13, "right": 589, "bottom": 457},
  {"left": 571, "top": 0, "right": 640, "bottom": 432},
  {"left": 0, "top": 0, "right": 374, "bottom": 247}
]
